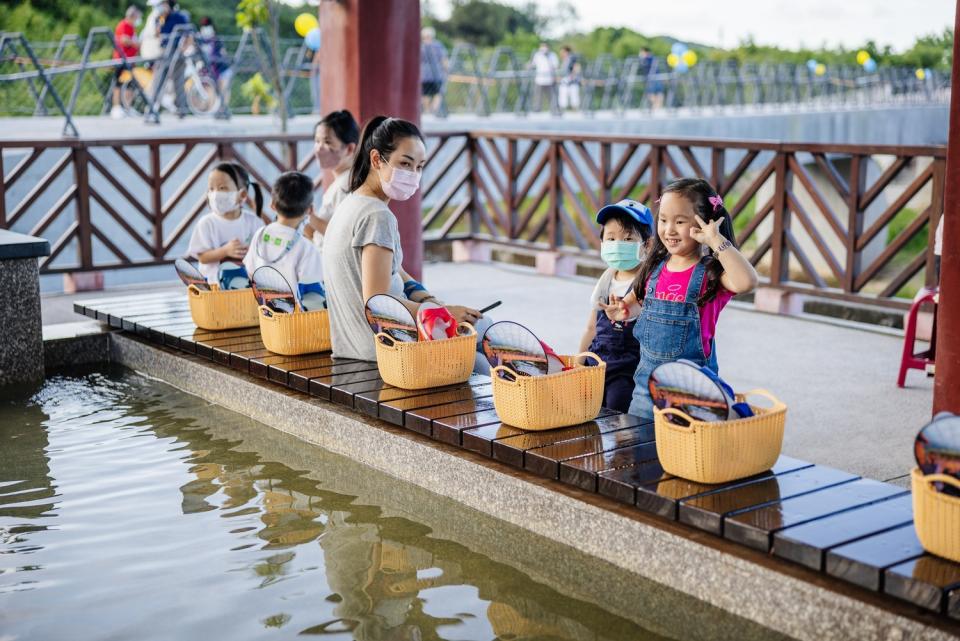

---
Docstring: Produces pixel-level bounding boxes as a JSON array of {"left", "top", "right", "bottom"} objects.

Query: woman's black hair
[
  {"left": 316, "top": 109, "right": 360, "bottom": 146},
  {"left": 349, "top": 116, "right": 424, "bottom": 193},
  {"left": 213, "top": 161, "right": 263, "bottom": 220},
  {"left": 632, "top": 177, "right": 738, "bottom": 306}
]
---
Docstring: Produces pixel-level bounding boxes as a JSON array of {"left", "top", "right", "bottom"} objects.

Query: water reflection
[{"left": 0, "top": 367, "right": 788, "bottom": 641}]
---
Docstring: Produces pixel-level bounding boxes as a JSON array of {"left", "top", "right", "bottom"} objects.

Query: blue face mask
[{"left": 600, "top": 240, "right": 642, "bottom": 271}]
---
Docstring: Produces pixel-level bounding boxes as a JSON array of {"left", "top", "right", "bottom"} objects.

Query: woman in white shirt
[{"left": 305, "top": 110, "right": 359, "bottom": 248}]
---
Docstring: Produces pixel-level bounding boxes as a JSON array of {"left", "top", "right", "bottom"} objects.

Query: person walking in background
[
  {"left": 558, "top": 45, "right": 582, "bottom": 111},
  {"left": 110, "top": 5, "right": 142, "bottom": 119},
  {"left": 529, "top": 42, "right": 559, "bottom": 114},
  {"left": 158, "top": 0, "right": 189, "bottom": 117},
  {"left": 198, "top": 17, "right": 233, "bottom": 105},
  {"left": 420, "top": 27, "right": 448, "bottom": 116},
  {"left": 139, "top": 0, "right": 164, "bottom": 63},
  {"left": 640, "top": 47, "right": 665, "bottom": 110}
]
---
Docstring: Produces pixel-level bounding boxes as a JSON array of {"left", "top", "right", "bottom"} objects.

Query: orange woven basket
[
  {"left": 490, "top": 352, "right": 606, "bottom": 431},
  {"left": 258, "top": 305, "right": 331, "bottom": 355},
  {"left": 374, "top": 323, "right": 476, "bottom": 389},
  {"left": 912, "top": 468, "right": 960, "bottom": 563},
  {"left": 187, "top": 284, "right": 260, "bottom": 330},
  {"left": 654, "top": 389, "right": 787, "bottom": 484}
]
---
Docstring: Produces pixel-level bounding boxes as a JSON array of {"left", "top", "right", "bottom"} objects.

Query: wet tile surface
[
  {"left": 885, "top": 555, "right": 960, "bottom": 613},
  {"left": 824, "top": 524, "right": 924, "bottom": 591},
  {"left": 773, "top": 494, "right": 914, "bottom": 570},
  {"left": 524, "top": 423, "right": 655, "bottom": 479},
  {"left": 492, "top": 413, "right": 642, "bottom": 468}
]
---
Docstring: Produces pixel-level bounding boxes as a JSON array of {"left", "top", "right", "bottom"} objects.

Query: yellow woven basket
[
  {"left": 258, "top": 305, "right": 331, "bottom": 355},
  {"left": 374, "top": 323, "right": 476, "bottom": 389},
  {"left": 187, "top": 284, "right": 260, "bottom": 330},
  {"left": 912, "top": 468, "right": 960, "bottom": 563},
  {"left": 654, "top": 389, "right": 786, "bottom": 484},
  {"left": 490, "top": 352, "right": 606, "bottom": 431}
]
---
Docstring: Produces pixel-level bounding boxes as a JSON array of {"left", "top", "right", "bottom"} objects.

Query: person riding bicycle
[
  {"left": 198, "top": 17, "right": 233, "bottom": 103},
  {"left": 158, "top": 0, "right": 190, "bottom": 117}
]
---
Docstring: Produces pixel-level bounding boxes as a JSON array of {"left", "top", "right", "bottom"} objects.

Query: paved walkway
[{"left": 42, "top": 261, "right": 932, "bottom": 485}]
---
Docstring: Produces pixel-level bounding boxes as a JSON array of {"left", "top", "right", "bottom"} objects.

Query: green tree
[
  {"left": 236, "top": 0, "right": 289, "bottom": 133},
  {"left": 438, "top": 0, "right": 537, "bottom": 47}
]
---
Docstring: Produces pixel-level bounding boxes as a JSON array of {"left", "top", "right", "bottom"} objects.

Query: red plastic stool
[{"left": 897, "top": 286, "right": 939, "bottom": 387}]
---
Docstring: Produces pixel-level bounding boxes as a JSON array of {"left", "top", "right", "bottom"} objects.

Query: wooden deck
[{"left": 74, "top": 292, "right": 960, "bottom": 623}]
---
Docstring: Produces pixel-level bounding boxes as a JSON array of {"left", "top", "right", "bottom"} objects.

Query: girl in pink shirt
[{"left": 601, "top": 178, "right": 759, "bottom": 418}]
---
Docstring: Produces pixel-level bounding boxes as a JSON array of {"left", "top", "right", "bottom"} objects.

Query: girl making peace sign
[{"left": 600, "top": 178, "right": 759, "bottom": 418}]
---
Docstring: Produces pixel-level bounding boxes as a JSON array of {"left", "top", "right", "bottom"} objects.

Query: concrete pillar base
[
  {"left": 63, "top": 271, "right": 104, "bottom": 294},
  {"left": 754, "top": 287, "right": 805, "bottom": 315},
  {"left": 452, "top": 240, "right": 492, "bottom": 263},
  {"left": 0, "top": 231, "right": 51, "bottom": 390},
  {"left": 535, "top": 251, "right": 577, "bottom": 277}
]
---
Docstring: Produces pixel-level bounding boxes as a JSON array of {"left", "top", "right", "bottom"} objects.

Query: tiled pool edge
[{"left": 109, "top": 332, "right": 957, "bottom": 641}]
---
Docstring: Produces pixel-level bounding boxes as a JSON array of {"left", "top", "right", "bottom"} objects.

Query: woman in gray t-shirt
[{"left": 322, "top": 116, "right": 481, "bottom": 361}]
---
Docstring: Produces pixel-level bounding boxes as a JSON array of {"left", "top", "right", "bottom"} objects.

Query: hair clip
[{"left": 708, "top": 194, "right": 723, "bottom": 212}]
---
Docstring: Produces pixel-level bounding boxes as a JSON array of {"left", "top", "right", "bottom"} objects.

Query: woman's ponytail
[
  {"left": 349, "top": 115, "right": 424, "bottom": 193},
  {"left": 248, "top": 181, "right": 264, "bottom": 221}
]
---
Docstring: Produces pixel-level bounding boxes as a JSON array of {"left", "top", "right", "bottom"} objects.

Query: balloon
[
  {"left": 856, "top": 50, "right": 871, "bottom": 65},
  {"left": 815, "top": 63, "right": 826, "bottom": 76},
  {"left": 671, "top": 42, "right": 687, "bottom": 56},
  {"left": 667, "top": 53, "right": 680, "bottom": 68},
  {"left": 806, "top": 59, "right": 818, "bottom": 72},
  {"left": 863, "top": 58, "right": 877, "bottom": 73},
  {"left": 675, "top": 61, "right": 689, "bottom": 74},
  {"left": 304, "top": 27, "right": 321, "bottom": 51},
  {"left": 682, "top": 49, "right": 698, "bottom": 67},
  {"left": 915, "top": 68, "right": 926, "bottom": 80},
  {"left": 295, "top": 13, "right": 318, "bottom": 37}
]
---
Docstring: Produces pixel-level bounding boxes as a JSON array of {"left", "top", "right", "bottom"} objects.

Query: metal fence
[
  {"left": 1, "top": 28, "right": 951, "bottom": 136},
  {"left": 0, "top": 130, "right": 944, "bottom": 309}
]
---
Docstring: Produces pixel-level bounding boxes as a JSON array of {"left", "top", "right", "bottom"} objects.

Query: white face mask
[
  {"left": 208, "top": 190, "right": 240, "bottom": 216},
  {"left": 378, "top": 164, "right": 420, "bottom": 201},
  {"left": 200, "top": 26, "right": 214, "bottom": 38}
]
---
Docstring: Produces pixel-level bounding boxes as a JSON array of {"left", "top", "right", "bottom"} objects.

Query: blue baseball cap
[{"left": 596, "top": 199, "right": 653, "bottom": 233}]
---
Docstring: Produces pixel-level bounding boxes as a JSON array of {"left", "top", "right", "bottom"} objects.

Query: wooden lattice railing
[{"left": 0, "top": 131, "right": 945, "bottom": 309}]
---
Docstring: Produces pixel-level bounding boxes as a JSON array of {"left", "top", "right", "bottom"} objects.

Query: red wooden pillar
[
  {"left": 319, "top": 0, "right": 424, "bottom": 279},
  {"left": 933, "top": 2, "right": 960, "bottom": 414}
]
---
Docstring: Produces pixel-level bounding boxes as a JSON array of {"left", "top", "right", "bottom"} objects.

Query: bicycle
[{"left": 119, "top": 55, "right": 220, "bottom": 116}]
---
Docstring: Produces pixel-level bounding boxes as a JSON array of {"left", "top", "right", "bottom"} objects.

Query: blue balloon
[
  {"left": 671, "top": 41, "right": 687, "bottom": 56},
  {"left": 863, "top": 58, "right": 877, "bottom": 73},
  {"left": 806, "top": 59, "right": 817, "bottom": 71},
  {"left": 675, "top": 60, "right": 689, "bottom": 74},
  {"left": 304, "top": 27, "right": 321, "bottom": 51}
]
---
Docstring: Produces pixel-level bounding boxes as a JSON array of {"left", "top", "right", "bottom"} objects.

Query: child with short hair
[
  {"left": 601, "top": 178, "right": 759, "bottom": 418},
  {"left": 243, "top": 171, "right": 325, "bottom": 306},
  {"left": 187, "top": 162, "right": 265, "bottom": 285},
  {"left": 578, "top": 199, "right": 653, "bottom": 412}
]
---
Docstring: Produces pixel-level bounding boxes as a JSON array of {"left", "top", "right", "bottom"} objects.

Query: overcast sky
[{"left": 429, "top": 0, "right": 955, "bottom": 51}]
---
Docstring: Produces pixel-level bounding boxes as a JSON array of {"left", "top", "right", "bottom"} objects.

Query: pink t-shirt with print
[{"left": 651, "top": 263, "right": 734, "bottom": 357}]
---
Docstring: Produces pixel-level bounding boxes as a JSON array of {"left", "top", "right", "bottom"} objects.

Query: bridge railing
[{"left": 0, "top": 131, "right": 944, "bottom": 309}]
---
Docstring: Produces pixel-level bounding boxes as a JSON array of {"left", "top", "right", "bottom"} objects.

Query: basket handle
[
  {"left": 574, "top": 351, "right": 604, "bottom": 366},
  {"left": 741, "top": 388, "right": 787, "bottom": 412},
  {"left": 491, "top": 365, "right": 519, "bottom": 385},
  {"left": 920, "top": 473, "right": 960, "bottom": 493},
  {"left": 376, "top": 332, "right": 398, "bottom": 350},
  {"left": 188, "top": 284, "right": 203, "bottom": 297},
  {"left": 259, "top": 305, "right": 279, "bottom": 322},
  {"left": 457, "top": 322, "right": 477, "bottom": 337},
  {"left": 656, "top": 407, "right": 698, "bottom": 430}
]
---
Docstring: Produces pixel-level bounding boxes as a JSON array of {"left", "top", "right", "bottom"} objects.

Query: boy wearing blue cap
[{"left": 578, "top": 199, "right": 653, "bottom": 412}]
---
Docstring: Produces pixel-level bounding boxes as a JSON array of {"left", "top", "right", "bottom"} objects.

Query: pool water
[{"left": 0, "top": 367, "right": 787, "bottom": 640}]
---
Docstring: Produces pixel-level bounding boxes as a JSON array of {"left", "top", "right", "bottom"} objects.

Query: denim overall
[
  {"left": 589, "top": 308, "right": 640, "bottom": 413},
  {"left": 627, "top": 259, "right": 718, "bottom": 418}
]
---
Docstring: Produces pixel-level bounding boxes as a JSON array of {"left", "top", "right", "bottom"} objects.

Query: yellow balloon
[
  {"left": 856, "top": 50, "right": 870, "bottom": 65},
  {"left": 916, "top": 68, "right": 926, "bottom": 80},
  {"left": 682, "top": 49, "right": 698, "bottom": 66},
  {"left": 667, "top": 53, "right": 680, "bottom": 68},
  {"left": 815, "top": 63, "right": 826, "bottom": 76},
  {"left": 295, "top": 13, "right": 319, "bottom": 38}
]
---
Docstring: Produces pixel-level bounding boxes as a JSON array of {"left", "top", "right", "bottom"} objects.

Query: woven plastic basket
[
  {"left": 374, "top": 323, "right": 476, "bottom": 389},
  {"left": 187, "top": 284, "right": 260, "bottom": 330},
  {"left": 258, "top": 305, "right": 331, "bottom": 355},
  {"left": 912, "top": 468, "right": 960, "bottom": 563},
  {"left": 654, "top": 389, "right": 787, "bottom": 484},
  {"left": 490, "top": 352, "right": 606, "bottom": 431}
]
